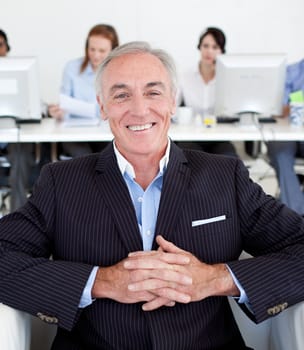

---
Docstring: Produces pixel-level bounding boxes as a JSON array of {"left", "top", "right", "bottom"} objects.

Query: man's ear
[
  {"left": 97, "top": 95, "right": 108, "bottom": 120},
  {"left": 171, "top": 97, "right": 177, "bottom": 116}
]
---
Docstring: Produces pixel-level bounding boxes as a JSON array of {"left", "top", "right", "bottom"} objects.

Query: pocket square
[{"left": 192, "top": 215, "right": 226, "bottom": 227}]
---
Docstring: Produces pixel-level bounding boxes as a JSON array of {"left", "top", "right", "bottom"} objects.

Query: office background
[{"left": 2, "top": 0, "right": 303, "bottom": 103}]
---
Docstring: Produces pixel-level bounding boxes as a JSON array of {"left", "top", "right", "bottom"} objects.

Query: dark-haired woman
[{"left": 178, "top": 27, "right": 237, "bottom": 157}]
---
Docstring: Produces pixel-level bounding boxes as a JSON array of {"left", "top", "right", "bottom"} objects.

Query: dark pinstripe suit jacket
[{"left": 1, "top": 142, "right": 304, "bottom": 350}]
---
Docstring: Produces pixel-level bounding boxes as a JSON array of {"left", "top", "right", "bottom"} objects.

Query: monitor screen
[
  {"left": 214, "top": 53, "right": 287, "bottom": 117},
  {"left": 0, "top": 56, "right": 41, "bottom": 122}
]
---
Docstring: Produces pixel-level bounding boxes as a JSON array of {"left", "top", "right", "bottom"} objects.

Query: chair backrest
[
  {"left": 269, "top": 302, "right": 304, "bottom": 350},
  {"left": 0, "top": 303, "right": 31, "bottom": 350},
  {"left": 229, "top": 297, "right": 271, "bottom": 350}
]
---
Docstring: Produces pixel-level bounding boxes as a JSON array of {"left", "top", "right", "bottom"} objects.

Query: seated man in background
[
  {"left": 267, "top": 58, "right": 304, "bottom": 214},
  {"left": 0, "top": 29, "right": 11, "bottom": 154},
  {"left": 1, "top": 41, "right": 304, "bottom": 349},
  {"left": 0, "top": 29, "right": 11, "bottom": 203},
  {"left": 0, "top": 29, "right": 50, "bottom": 212}
]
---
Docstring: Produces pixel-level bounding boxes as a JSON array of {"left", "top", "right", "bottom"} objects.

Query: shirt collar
[
  {"left": 113, "top": 139, "right": 171, "bottom": 179},
  {"left": 83, "top": 62, "right": 95, "bottom": 75},
  {"left": 196, "top": 61, "right": 216, "bottom": 85}
]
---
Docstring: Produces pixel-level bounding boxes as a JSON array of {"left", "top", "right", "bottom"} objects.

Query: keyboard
[
  {"left": 216, "top": 116, "right": 277, "bottom": 124},
  {"left": 216, "top": 116, "right": 240, "bottom": 123},
  {"left": 257, "top": 117, "right": 277, "bottom": 123}
]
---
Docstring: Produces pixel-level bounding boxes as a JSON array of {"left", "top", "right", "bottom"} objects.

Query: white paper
[
  {"left": 61, "top": 117, "right": 100, "bottom": 127},
  {"left": 59, "top": 94, "right": 96, "bottom": 119}
]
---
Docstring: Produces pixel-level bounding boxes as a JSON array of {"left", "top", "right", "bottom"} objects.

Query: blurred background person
[
  {"left": 2, "top": 24, "right": 120, "bottom": 213},
  {"left": 0, "top": 29, "right": 10, "bottom": 56},
  {"left": 177, "top": 27, "right": 237, "bottom": 157},
  {"left": 48, "top": 23, "right": 119, "bottom": 158},
  {"left": 0, "top": 29, "right": 50, "bottom": 212},
  {"left": 0, "top": 29, "right": 11, "bottom": 215},
  {"left": 267, "top": 58, "right": 304, "bottom": 215},
  {"left": 0, "top": 29, "right": 11, "bottom": 153}
]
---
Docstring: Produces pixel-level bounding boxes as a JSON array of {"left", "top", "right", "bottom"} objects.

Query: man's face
[
  {"left": 98, "top": 52, "right": 176, "bottom": 160},
  {"left": 0, "top": 36, "right": 8, "bottom": 57}
]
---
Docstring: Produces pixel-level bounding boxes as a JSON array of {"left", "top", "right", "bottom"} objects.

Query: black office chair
[{"left": 244, "top": 140, "right": 262, "bottom": 159}]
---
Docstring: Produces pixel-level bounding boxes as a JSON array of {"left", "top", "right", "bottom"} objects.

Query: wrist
[
  {"left": 91, "top": 267, "right": 111, "bottom": 299},
  {"left": 210, "top": 264, "right": 240, "bottom": 297}
]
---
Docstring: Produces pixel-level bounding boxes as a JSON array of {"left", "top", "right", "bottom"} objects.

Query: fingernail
[
  {"left": 182, "top": 295, "right": 191, "bottom": 303},
  {"left": 183, "top": 256, "right": 190, "bottom": 263}
]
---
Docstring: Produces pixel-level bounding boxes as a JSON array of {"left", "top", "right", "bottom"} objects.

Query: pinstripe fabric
[{"left": 0, "top": 142, "right": 304, "bottom": 349}]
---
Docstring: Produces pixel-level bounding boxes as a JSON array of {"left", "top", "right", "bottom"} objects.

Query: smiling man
[
  {"left": 1, "top": 42, "right": 304, "bottom": 350},
  {"left": 96, "top": 45, "right": 176, "bottom": 189}
]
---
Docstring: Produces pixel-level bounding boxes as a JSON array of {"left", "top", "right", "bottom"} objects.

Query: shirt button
[
  {"left": 146, "top": 230, "right": 152, "bottom": 236},
  {"left": 138, "top": 197, "right": 143, "bottom": 202}
]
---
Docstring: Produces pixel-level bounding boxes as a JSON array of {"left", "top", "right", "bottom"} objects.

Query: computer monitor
[
  {"left": 0, "top": 56, "right": 41, "bottom": 122},
  {"left": 214, "top": 53, "right": 287, "bottom": 118}
]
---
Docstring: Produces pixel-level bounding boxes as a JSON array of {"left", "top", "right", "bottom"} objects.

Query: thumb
[{"left": 156, "top": 235, "right": 186, "bottom": 254}]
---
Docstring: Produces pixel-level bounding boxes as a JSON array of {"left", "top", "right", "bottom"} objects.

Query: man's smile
[{"left": 127, "top": 123, "right": 155, "bottom": 131}]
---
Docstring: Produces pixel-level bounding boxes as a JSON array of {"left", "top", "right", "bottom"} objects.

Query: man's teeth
[{"left": 128, "top": 123, "right": 153, "bottom": 131}]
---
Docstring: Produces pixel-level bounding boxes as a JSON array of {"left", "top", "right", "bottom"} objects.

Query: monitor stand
[
  {"left": 237, "top": 111, "right": 276, "bottom": 125},
  {"left": 236, "top": 111, "right": 260, "bottom": 126}
]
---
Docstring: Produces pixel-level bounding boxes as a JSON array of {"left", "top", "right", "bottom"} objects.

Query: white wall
[{"left": 2, "top": 0, "right": 303, "bottom": 102}]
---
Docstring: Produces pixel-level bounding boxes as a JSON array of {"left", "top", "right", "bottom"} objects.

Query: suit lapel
[
  {"left": 94, "top": 144, "right": 143, "bottom": 252},
  {"left": 153, "top": 143, "right": 191, "bottom": 249}
]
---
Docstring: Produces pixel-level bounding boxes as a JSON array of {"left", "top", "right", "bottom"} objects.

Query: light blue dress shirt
[
  {"left": 60, "top": 57, "right": 100, "bottom": 118},
  {"left": 284, "top": 59, "right": 304, "bottom": 104},
  {"left": 115, "top": 141, "right": 170, "bottom": 251},
  {"left": 79, "top": 140, "right": 247, "bottom": 307},
  {"left": 79, "top": 141, "right": 169, "bottom": 307}
]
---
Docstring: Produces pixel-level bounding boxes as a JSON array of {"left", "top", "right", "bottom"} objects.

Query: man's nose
[{"left": 130, "top": 95, "right": 149, "bottom": 116}]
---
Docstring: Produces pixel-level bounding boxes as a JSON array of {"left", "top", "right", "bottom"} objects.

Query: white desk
[
  {"left": 17, "top": 117, "right": 304, "bottom": 144},
  {"left": 0, "top": 129, "right": 19, "bottom": 143},
  {"left": 263, "top": 119, "right": 304, "bottom": 141},
  {"left": 19, "top": 118, "right": 113, "bottom": 143},
  {"left": 0, "top": 118, "right": 19, "bottom": 143},
  {"left": 172, "top": 118, "right": 304, "bottom": 141}
]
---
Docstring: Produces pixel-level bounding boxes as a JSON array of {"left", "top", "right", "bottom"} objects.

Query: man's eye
[
  {"left": 114, "top": 93, "right": 129, "bottom": 100},
  {"left": 147, "top": 91, "right": 161, "bottom": 96}
]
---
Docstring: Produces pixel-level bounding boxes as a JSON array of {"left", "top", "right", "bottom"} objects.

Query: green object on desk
[{"left": 289, "top": 90, "right": 304, "bottom": 103}]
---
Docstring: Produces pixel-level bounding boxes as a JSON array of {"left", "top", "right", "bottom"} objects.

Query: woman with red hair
[{"left": 48, "top": 24, "right": 119, "bottom": 157}]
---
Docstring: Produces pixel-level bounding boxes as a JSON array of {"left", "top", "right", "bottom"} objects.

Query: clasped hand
[{"left": 92, "top": 235, "right": 236, "bottom": 311}]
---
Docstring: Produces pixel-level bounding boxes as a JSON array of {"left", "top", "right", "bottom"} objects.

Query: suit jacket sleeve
[
  {"left": 227, "top": 159, "right": 304, "bottom": 323},
  {"left": 0, "top": 163, "right": 94, "bottom": 331}
]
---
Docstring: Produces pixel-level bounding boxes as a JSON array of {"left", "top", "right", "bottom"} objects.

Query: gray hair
[{"left": 95, "top": 41, "right": 178, "bottom": 100}]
